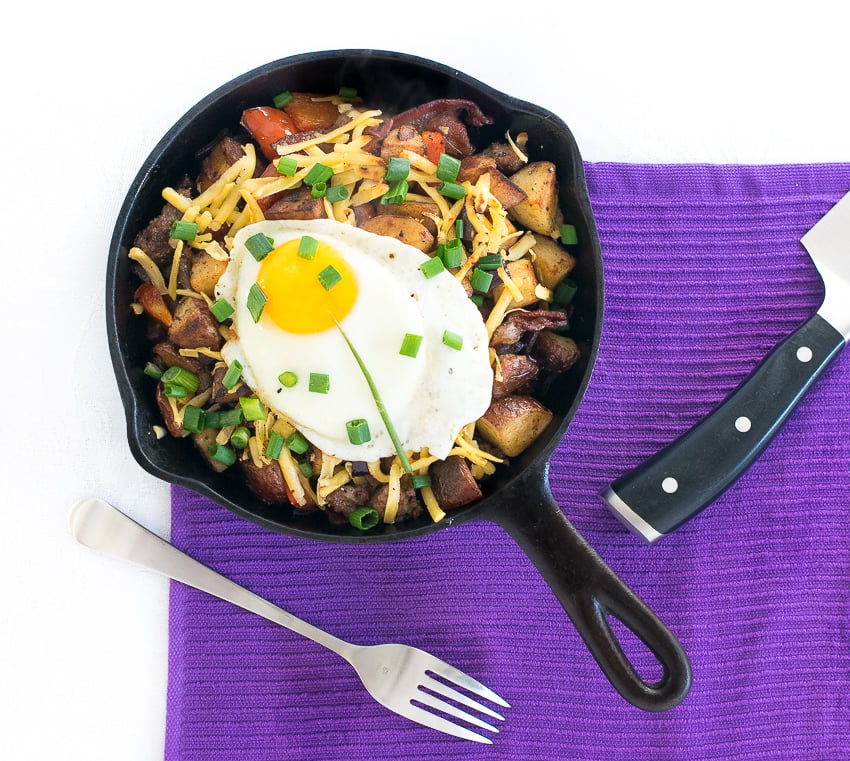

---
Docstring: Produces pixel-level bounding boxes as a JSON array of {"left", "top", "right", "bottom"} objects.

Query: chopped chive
[
  {"left": 419, "top": 256, "right": 445, "bottom": 279},
  {"left": 310, "top": 180, "right": 327, "bottom": 199},
  {"left": 399, "top": 333, "right": 423, "bottom": 358},
  {"left": 380, "top": 178, "right": 408, "bottom": 205},
  {"left": 297, "top": 235, "right": 318, "bottom": 259},
  {"left": 221, "top": 360, "right": 243, "bottom": 390},
  {"left": 239, "top": 396, "right": 266, "bottom": 421},
  {"left": 325, "top": 184, "right": 349, "bottom": 203},
  {"left": 276, "top": 155, "right": 298, "bottom": 176},
  {"left": 470, "top": 267, "right": 493, "bottom": 293},
  {"left": 440, "top": 239, "right": 463, "bottom": 268},
  {"left": 411, "top": 473, "right": 431, "bottom": 490},
  {"left": 554, "top": 278, "right": 578, "bottom": 305},
  {"left": 278, "top": 370, "right": 298, "bottom": 387},
  {"left": 247, "top": 283, "right": 267, "bottom": 322},
  {"left": 338, "top": 86, "right": 357, "bottom": 98},
  {"left": 476, "top": 253, "right": 503, "bottom": 271},
  {"left": 144, "top": 362, "right": 163, "bottom": 380},
  {"left": 298, "top": 460, "right": 314, "bottom": 478},
  {"left": 285, "top": 431, "right": 309, "bottom": 454},
  {"left": 207, "top": 443, "right": 236, "bottom": 467},
  {"left": 437, "top": 180, "right": 465, "bottom": 200},
  {"left": 442, "top": 330, "right": 463, "bottom": 351},
  {"left": 349, "top": 506, "right": 379, "bottom": 530},
  {"left": 161, "top": 366, "right": 199, "bottom": 394},
  {"left": 205, "top": 407, "right": 243, "bottom": 428},
  {"left": 560, "top": 223, "right": 579, "bottom": 245},
  {"left": 436, "top": 153, "right": 461, "bottom": 182},
  {"left": 230, "top": 426, "right": 250, "bottom": 449},
  {"left": 346, "top": 418, "right": 371, "bottom": 445},
  {"left": 308, "top": 372, "right": 330, "bottom": 394},
  {"left": 455, "top": 218, "right": 464, "bottom": 238},
  {"left": 169, "top": 220, "right": 198, "bottom": 241},
  {"left": 163, "top": 383, "right": 187, "bottom": 398},
  {"left": 182, "top": 404, "right": 206, "bottom": 434},
  {"left": 209, "top": 297, "right": 235, "bottom": 322},
  {"left": 265, "top": 430, "right": 285, "bottom": 459},
  {"left": 470, "top": 294, "right": 484, "bottom": 307},
  {"left": 317, "top": 265, "right": 342, "bottom": 290},
  {"left": 384, "top": 157, "right": 410, "bottom": 182},
  {"left": 245, "top": 232, "right": 274, "bottom": 261},
  {"left": 304, "top": 162, "right": 334, "bottom": 186},
  {"left": 273, "top": 90, "right": 293, "bottom": 108}
]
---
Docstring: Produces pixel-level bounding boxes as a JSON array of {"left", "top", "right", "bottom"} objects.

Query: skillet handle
[{"left": 487, "top": 466, "right": 691, "bottom": 711}]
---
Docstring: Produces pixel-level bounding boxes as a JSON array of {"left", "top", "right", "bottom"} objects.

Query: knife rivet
[
  {"left": 735, "top": 416, "right": 752, "bottom": 433},
  {"left": 796, "top": 346, "right": 813, "bottom": 363},
  {"left": 661, "top": 477, "right": 679, "bottom": 494}
]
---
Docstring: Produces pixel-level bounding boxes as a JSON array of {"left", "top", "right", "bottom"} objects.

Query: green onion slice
[
  {"left": 308, "top": 372, "right": 330, "bottom": 394},
  {"left": 554, "top": 278, "right": 578, "bottom": 306},
  {"left": 297, "top": 235, "right": 318, "bottom": 259},
  {"left": 222, "top": 360, "right": 243, "bottom": 391},
  {"left": 181, "top": 405, "right": 206, "bottom": 434},
  {"left": 205, "top": 408, "right": 243, "bottom": 428},
  {"left": 349, "top": 506, "right": 379, "bottom": 530},
  {"left": 442, "top": 330, "right": 463, "bottom": 351},
  {"left": 380, "top": 178, "right": 409, "bottom": 205},
  {"left": 335, "top": 322, "right": 412, "bottom": 473},
  {"left": 161, "top": 366, "right": 199, "bottom": 394},
  {"left": 209, "top": 298, "right": 235, "bottom": 322},
  {"left": 304, "top": 162, "right": 334, "bottom": 186},
  {"left": 169, "top": 220, "right": 198, "bottom": 241},
  {"left": 273, "top": 90, "right": 293, "bottom": 108},
  {"left": 144, "top": 362, "right": 163, "bottom": 380},
  {"left": 560, "top": 223, "right": 579, "bottom": 246},
  {"left": 207, "top": 443, "right": 236, "bottom": 467},
  {"left": 399, "top": 333, "right": 423, "bottom": 358},
  {"left": 455, "top": 218, "right": 464, "bottom": 239},
  {"left": 317, "top": 265, "right": 342, "bottom": 290},
  {"left": 285, "top": 431, "right": 309, "bottom": 454},
  {"left": 265, "top": 430, "right": 285, "bottom": 459},
  {"left": 325, "top": 184, "right": 349, "bottom": 203},
  {"left": 310, "top": 181, "right": 327, "bottom": 199},
  {"left": 298, "top": 460, "right": 314, "bottom": 478},
  {"left": 437, "top": 180, "right": 465, "bottom": 200},
  {"left": 230, "top": 426, "right": 250, "bottom": 449},
  {"left": 440, "top": 239, "right": 463, "bottom": 268},
  {"left": 384, "top": 157, "right": 410, "bottom": 182},
  {"left": 419, "top": 256, "right": 445, "bottom": 279},
  {"left": 239, "top": 396, "right": 266, "bottom": 422},
  {"left": 245, "top": 232, "right": 274, "bottom": 261},
  {"left": 470, "top": 267, "right": 494, "bottom": 293},
  {"left": 163, "top": 383, "right": 187, "bottom": 398},
  {"left": 436, "top": 153, "right": 461, "bottom": 182},
  {"left": 476, "top": 253, "right": 503, "bottom": 271},
  {"left": 276, "top": 156, "right": 298, "bottom": 176},
  {"left": 345, "top": 418, "right": 371, "bottom": 446},
  {"left": 411, "top": 473, "right": 431, "bottom": 490},
  {"left": 338, "top": 86, "right": 357, "bottom": 98},
  {"left": 278, "top": 370, "right": 298, "bottom": 387},
  {"left": 470, "top": 294, "right": 484, "bottom": 307},
  {"left": 247, "top": 283, "right": 268, "bottom": 322}
]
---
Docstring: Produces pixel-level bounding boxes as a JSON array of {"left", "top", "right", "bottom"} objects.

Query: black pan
[{"left": 107, "top": 49, "right": 691, "bottom": 711}]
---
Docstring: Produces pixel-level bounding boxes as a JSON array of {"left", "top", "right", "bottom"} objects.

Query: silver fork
[{"left": 69, "top": 499, "right": 509, "bottom": 743}]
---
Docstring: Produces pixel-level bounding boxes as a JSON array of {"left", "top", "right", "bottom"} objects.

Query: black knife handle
[{"left": 601, "top": 313, "right": 845, "bottom": 542}]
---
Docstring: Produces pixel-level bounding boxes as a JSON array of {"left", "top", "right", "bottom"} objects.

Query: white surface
[{"left": 3, "top": 1, "right": 848, "bottom": 759}]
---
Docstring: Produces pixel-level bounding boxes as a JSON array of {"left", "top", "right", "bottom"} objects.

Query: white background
[{"left": 3, "top": 1, "right": 848, "bottom": 758}]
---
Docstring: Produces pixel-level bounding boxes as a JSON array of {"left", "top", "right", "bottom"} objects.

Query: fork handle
[
  {"left": 69, "top": 499, "right": 352, "bottom": 658},
  {"left": 488, "top": 472, "right": 692, "bottom": 712}
]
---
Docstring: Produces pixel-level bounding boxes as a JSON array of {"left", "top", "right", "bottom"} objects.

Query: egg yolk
[{"left": 257, "top": 237, "right": 358, "bottom": 334}]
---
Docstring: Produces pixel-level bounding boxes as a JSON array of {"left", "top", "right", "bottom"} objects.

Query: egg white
[{"left": 216, "top": 218, "right": 492, "bottom": 461}]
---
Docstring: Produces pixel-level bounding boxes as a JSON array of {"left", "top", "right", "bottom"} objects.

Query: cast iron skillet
[{"left": 107, "top": 50, "right": 691, "bottom": 711}]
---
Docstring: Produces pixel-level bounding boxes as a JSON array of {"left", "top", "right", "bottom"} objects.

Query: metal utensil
[
  {"left": 602, "top": 189, "right": 850, "bottom": 542},
  {"left": 69, "top": 498, "right": 509, "bottom": 743}
]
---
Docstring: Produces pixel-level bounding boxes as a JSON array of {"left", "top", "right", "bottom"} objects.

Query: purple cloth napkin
[{"left": 165, "top": 163, "right": 850, "bottom": 760}]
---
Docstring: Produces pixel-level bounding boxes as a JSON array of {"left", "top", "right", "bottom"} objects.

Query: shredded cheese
[
  {"left": 128, "top": 247, "right": 167, "bottom": 294},
  {"left": 383, "top": 460, "right": 404, "bottom": 524},
  {"left": 420, "top": 485, "right": 446, "bottom": 523}
]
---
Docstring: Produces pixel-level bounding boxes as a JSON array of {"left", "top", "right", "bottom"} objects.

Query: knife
[{"left": 601, "top": 189, "right": 850, "bottom": 543}]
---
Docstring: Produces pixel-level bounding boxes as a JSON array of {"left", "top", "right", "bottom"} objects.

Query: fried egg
[{"left": 215, "top": 219, "right": 492, "bottom": 462}]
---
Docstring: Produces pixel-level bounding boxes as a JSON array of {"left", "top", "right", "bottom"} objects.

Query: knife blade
[{"left": 600, "top": 189, "right": 850, "bottom": 543}]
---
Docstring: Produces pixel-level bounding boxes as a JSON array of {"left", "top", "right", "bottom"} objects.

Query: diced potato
[
  {"left": 531, "top": 235, "right": 577, "bottom": 289},
  {"left": 494, "top": 258, "right": 539, "bottom": 308},
  {"left": 379, "top": 200, "right": 441, "bottom": 235},
  {"left": 360, "top": 214, "right": 434, "bottom": 252},
  {"left": 191, "top": 428, "right": 229, "bottom": 472},
  {"left": 476, "top": 395, "right": 553, "bottom": 457},
  {"left": 508, "top": 161, "right": 560, "bottom": 235},
  {"left": 190, "top": 250, "right": 228, "bottom": 297},
  {"left": 532, "top": 331, "right": 581, "bottom": 374},
  {"left": 168, "top": 297, "right": 222, "bottom": 350}
]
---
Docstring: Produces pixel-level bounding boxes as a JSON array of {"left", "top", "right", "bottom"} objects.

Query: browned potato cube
[
  {"left": 239, "top": 458, "right": 290, "bottom": 503},
  {"left": 476, "top": 395, "right": 553, "bottom": 457},
  {"left": 283, "top": 93, "right": 341, "bottom": 132},
  {"left": 190, "top": 250, "right": 228, "bottom": 297},
  {"left": 493, "top": 258, "right": 539, "bottom": 308},
  {"left": 532, "top": 236, "right": 577, "bottom": 289},
  {"left": 379, "top": 200, "right": 441, "bottom": 236},
  {"left": 532, "top": 331, "right": 581, "bottom": 374},
  {"left": 509, "top": 161, "right": 560, "bottom": 235},
  {"left": 430, "top": 456, "right": 483, "bottom": 509},
  {"left": 360, "top": 214, "right": 434, "bottom": 252},
  {"left": 168, "top": 297, "right": 222, "bottom": 350}
]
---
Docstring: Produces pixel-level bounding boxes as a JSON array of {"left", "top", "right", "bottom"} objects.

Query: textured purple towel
[{"left": 166, "top": 163, "right": 850, "bottom": 760}]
